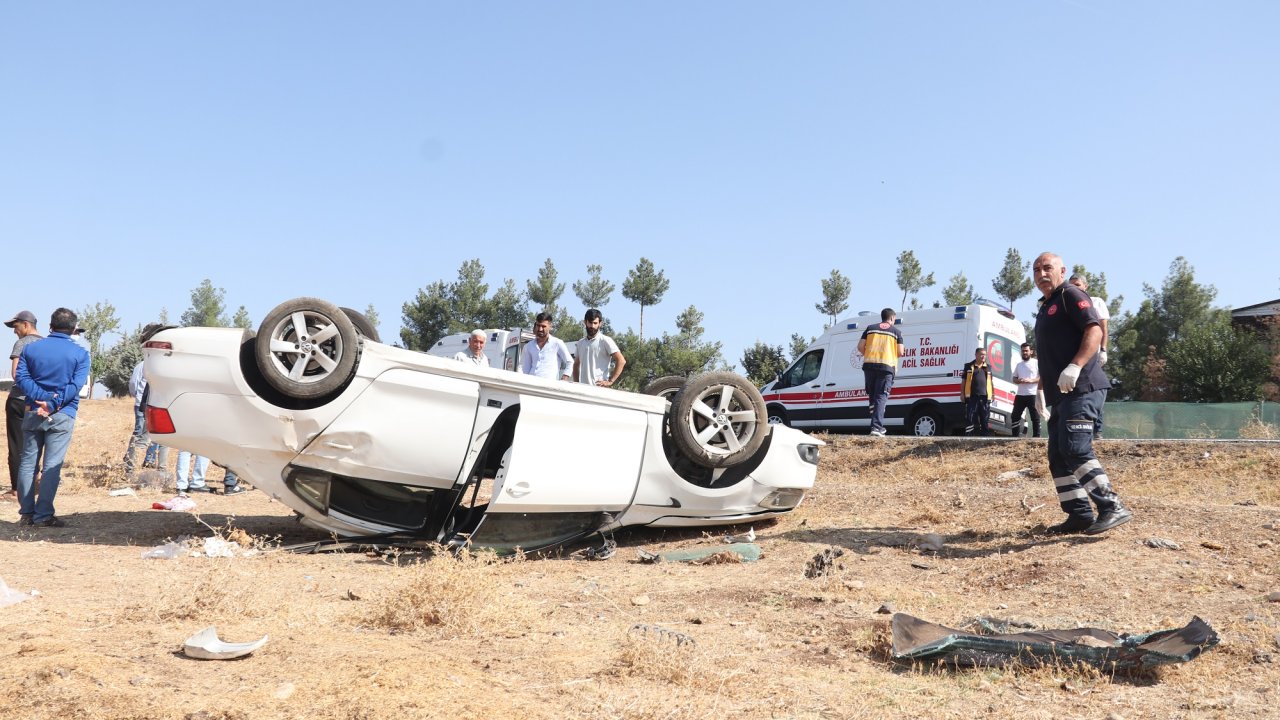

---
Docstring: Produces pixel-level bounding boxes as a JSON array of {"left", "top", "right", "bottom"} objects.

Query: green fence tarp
[{"left": 1100, "top": 400, "right": 1278, "bottom": 439}]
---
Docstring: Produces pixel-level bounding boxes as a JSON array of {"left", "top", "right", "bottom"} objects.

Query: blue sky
[{"left": 3, "top": 2, "right": 1277, "bottom": 373}]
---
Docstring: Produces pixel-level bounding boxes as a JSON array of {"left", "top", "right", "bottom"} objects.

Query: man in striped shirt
[{"left": 857, "top": 308, "right": 904, "bottom": 437}]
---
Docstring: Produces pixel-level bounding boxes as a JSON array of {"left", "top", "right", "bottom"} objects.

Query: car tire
[
  {"left": 670, "top": 372, "right": 768, "bottom": 468},
  {"left": 339, "top": 307, "right": 380, "bottom": 344},
  {"left": 255, "top": 297, "right": 359, "bottom": 400},
  {"left": 642, "top": 375, "right": 685, "bottom": 401},
  {"left": 909, "top": 407, "right": 944, "bottom": 437}
]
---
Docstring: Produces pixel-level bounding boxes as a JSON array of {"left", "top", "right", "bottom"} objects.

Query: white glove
[
  {"left": 1057, "top": 363, "right": 1081, "bottom": 394},
  {"left": 1099, "top": 350, "right": 1108, "bottom": 366}
]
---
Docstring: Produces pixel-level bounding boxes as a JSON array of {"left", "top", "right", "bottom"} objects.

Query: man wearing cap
[
  {"left": 453, "top": 330, "right": 492, "bottom": 367},
  {"left": 14, "top": 307, "right": 90, "bottom": 527},
  {"left": 5, "top": 310, "right": 42, "bottom": 501}
]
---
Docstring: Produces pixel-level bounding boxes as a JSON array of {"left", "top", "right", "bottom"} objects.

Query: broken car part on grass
[{"left": 892, "top": 613, "right": 1219, "bottom": 671}]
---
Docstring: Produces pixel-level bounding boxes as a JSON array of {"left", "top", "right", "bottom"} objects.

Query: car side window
[{"left": 778, "top": 350, "right": 824, "bottom": 389}]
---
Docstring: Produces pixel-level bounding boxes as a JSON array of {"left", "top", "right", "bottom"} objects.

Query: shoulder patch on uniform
[
  {"left": 1047, "top": 304, "right": 1058, "bottom": 316},
  {"left": 1078, "top": 299, "right": 1091, "bottom": 309}
]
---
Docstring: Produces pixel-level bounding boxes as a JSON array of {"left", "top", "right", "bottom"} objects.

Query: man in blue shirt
[{"left": 15, "top": 307, "right": 91, "bottom": 528}]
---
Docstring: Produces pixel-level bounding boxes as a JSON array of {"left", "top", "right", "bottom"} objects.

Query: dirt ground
[{"left": 1, "top": 398, "right": 1278, "bottom": 720}]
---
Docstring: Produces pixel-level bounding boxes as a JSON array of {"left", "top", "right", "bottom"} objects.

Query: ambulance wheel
[
  {"left": 766, "top": 404, "right": 789, "bottom": 426},
  {"left": 670, "top": 372, "right": 768, "bottom": 468},
  {"left": 909, "top": 407, "right": 944, "bottom": 437}
]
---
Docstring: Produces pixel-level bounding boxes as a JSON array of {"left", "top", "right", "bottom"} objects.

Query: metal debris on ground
[
  {"left": 629, "top": 623, "right": 695, "bottom": 646},
  {"left": 805, "top": 547, "right": 845, "bottom": 579},
  {"left": 580, "top": 535, "right": 617, "bottom": 561},
  {"left": 892, "top": 613, "right": 1219, "bottom": 671},
  {"left": 635, "top": 549, "right": 663, "bottom": 564},
  {"left": 1145, "top": 538, "right": 1182, "bottom": 550},
  {"left": 724, "top": 527, "right": 755, "bottom": 543}
]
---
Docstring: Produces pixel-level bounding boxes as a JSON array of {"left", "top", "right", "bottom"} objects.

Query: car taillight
[
  {"left": 146, "top": 406, "right": 175, "bottom": 434},
  {"left": 143, "top": 340, "right": 172, "bottom": 350}
]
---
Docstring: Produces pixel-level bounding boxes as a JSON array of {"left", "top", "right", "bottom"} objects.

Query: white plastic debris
[
  {"left": 141, "top": 542, "right": 185, "bottom": 560},
  {"left": 182, "top": 626, "right": 269, "bottom": 660},
  {"left": 202, "top": 537, "right": 237, "bottom": 558},
  {"left": 725, "top": 527, "right": 755, "bottom": 543},
  {"left": 0, "top": 577, "right": 34, "bottom": 608},
  {"left": 108, "top": 487, "right": 137, "bottom": 497},
  {"left": 152, "top": 496, "right": 196, "bottom": 512}
]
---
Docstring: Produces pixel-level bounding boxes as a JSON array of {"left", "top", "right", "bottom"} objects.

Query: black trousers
[
  {"left": 6, "top": 394, "right": 25, "bottom": 491},
  {"left": 1011, "top": 395, "right": 1041, "bottom": 437}
]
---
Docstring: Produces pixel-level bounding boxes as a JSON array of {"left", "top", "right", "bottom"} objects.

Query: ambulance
[
  {"left": 760, "top": 300, "right": 1026, "bottom": 435},
  {"left": 427, "top": 328, "right": 535, "bottom": 371}
]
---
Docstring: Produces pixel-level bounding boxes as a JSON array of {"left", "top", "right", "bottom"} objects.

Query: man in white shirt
[
  {"left": 520, "top": 312, "right": 571, "bottom": 381},
  {"left": 1011, "top": 342, "right": 1042, "bottom": 437},
  {"left": 1070, "top": 274, "right": 1110, "bottom": 438},
  {"left": 454, "top": 330, "right": 491, "bottom": 367},
  {"left": 572, "top": 309, "right": 626, "bottom": 388}
]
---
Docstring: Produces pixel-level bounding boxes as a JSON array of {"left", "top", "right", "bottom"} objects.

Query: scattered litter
[
  {"left": 141, "top": 541, "right": 186, "bottom": 560},
  {"left": 646, "top": 542, "right": 761, "bottom": 564},
  {"left": 725, "top": 527, "right": 755, "bottom": 544},
  {"left": 1201, "top": 541, "right": 1225, "bottom": 551},
  {"left": 0, "top": 576, "right": 34, "bottom": 608},
  {"left": 629, "top": 623, "right": 695, "bottom": 646},
  {"left": 635, "top": 549, "right": 662, "bottom": 564},
  {"left": 202, "top": 537, "right": 237, "bottom": 558},
  {"left": 970, "top": 616, "right": 1038, "bottom": 633},
  {"left": 152, "top": 496, "right": 196, "bottom": 512},
  {"left": 108, "top": 487, "right": 137, "bottom": 497},
  {"left": 182, "top": 626, "right": 269, "bottom": 660},
  {"left": 891, "top": 613, "right": 1219, "bottom": 670},
  {"left": 997, "top": 468, "right": 1034, "bottom": 481},
  {"left": 805, "top": 547, "right": 844, "bottom": 579},
  {"left": 1145, "top": 538, "right": 1182, "bottom": 550}
]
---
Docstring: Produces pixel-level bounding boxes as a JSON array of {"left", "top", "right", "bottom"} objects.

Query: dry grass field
[{"left": 1, "top": 398, "right": 1278, "bottom": 719}]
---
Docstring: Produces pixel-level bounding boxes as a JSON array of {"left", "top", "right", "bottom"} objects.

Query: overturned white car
[{"left": 143, "top": 298, "right": 821, "bottom": 551}]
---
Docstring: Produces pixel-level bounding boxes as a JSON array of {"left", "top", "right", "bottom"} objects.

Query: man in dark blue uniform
[{"left": 1032, "top": 252, "right": 1132, "bottom": 535}]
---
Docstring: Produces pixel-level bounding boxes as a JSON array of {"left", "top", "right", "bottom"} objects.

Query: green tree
[
  {"left": 572, "top": 264, "right": 615, "bottom": 310},
  {"left": 941, "top": 271, "right": 975, "bottom": 306},
  {"left": 789, "top": 333, "right": 811, "bottom": 361},
  {"left": 1111, "top": 257, "right": 1218, "bottom": 400},
  {"left": 815, "top": 269, "right": 851, "bottom": 327},
  {"left": 622, "top": 257, "right": 669, "bottom": 340},
  {"left": 1071, "top": 264, "right": 1123, "bottom": 316},
  {"left": 526, "top": 258, "right": 566, "bottom": 317},
  {"left": 400, "top": 280, "right": 452, "bottom": 351},
  {"left": 76, "top": 301, "right": 122, "bottom": 366},
  {"left": 181, "top": 279, "right": 231, "bottom": 327},
  {"left": 400, "top": 261, "right": 531, "bottom": 349},
  {"left": 231, "top": 306, "right": 252, "bottom": 330},
  {"left": 655, "top": 305, "right": 723, "bottom": 378},
  {"left": 991, "top": 249, "right": 1034, "bottom": 315},
  {"left": 613, "top": 330, "right": 660, "bottom": 391},
  {"left": 741, "top": 341, "right": 788, "bottom": 387},
  {"left": 554, "top": 307, "right": 583, "bottom": 343},
  {"left": 489, "top": 279, "right": 529, "bottom": 329},
  {"left": 1164, "top": 312, "right": 1270, "bottom": 402},
  {"left": 95, "top": 323, "right": 149, "bottom": 397},
  {"left": 895, "top": 251, "right": 935, "bottom": 311},
  {"left": 363, "top": 304, "right": 380, "bottom": 335}
]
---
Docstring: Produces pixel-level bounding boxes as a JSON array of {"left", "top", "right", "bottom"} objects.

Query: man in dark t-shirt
[
  {"left": 961, "top": 348, "right": 993, "bottom": 436},
  {"left": 1032, "top": 252, "right": 1131, "bottom": 536}
]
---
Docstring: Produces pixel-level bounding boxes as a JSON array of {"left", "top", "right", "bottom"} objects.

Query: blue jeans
[
  {"left": 175, "top": 451, "right": 210, "bottom": 490},
  {"left": 222, "top": 468, "right": 239, "bottom": 490},
  {"left": 17, "top": 411, "right": 76, "bottom": 522},
  {"left": 864, "top": 368, "right": 895, "bottom": 433},
  {"left": 123, "top": 403, "right": 149, "bottom": 476}
]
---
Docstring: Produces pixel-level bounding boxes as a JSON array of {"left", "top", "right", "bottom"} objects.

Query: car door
[
  {"left": 469, "top": 393, "right": 647, "bottom": 550},
  {"left": 769, "top": 348, "right": 826, "bottom": 427}
]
